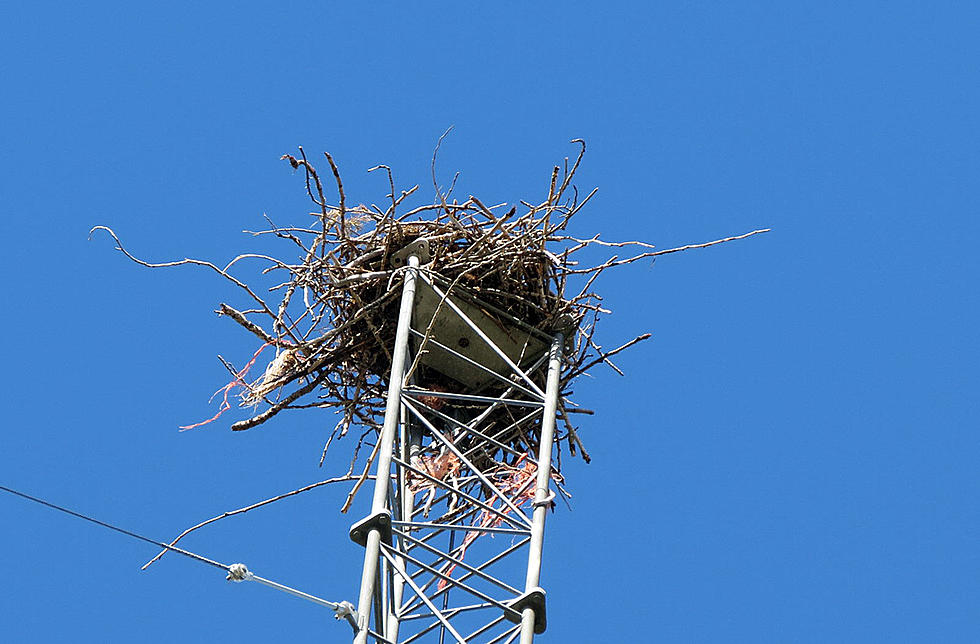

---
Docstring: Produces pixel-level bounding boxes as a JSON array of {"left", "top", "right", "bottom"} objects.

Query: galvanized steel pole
[
  {"left": 353, "top": 255, "right": 419, "bottom": 644},
  {"left": 520, "top": 334, "right": 563, "bottom": 643},
  {"left": 385, "top": 397, "right": 415, "bottom": 642}
]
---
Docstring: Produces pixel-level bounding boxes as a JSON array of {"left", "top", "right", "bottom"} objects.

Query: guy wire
[{"left": 0, "top": 484, "right": 229, "bottom": 572}]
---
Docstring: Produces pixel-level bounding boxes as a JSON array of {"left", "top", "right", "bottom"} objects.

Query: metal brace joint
[
  {"left": 349, "top": 510, "right": 392, "bottom": 547},
  {"left": 505, "top": 586, "right": 547, "bottom": 634}
]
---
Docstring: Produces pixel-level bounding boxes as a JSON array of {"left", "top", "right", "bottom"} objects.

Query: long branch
[{"left": 141, "top": 475, "right": 362, "bottom": 570}]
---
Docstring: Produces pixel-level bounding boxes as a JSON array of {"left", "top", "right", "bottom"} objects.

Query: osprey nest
[{"left": 93, "top": 140, "right": 765, "bottom": 514}]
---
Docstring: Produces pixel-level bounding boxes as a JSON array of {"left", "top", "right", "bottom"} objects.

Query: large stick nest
[{"left": 93, "top": 139, "right": 766, "bottom": 509}]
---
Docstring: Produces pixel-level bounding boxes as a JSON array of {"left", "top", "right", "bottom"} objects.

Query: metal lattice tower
[{"left": 349, "top": 251, "right": 563, "bottom": 644}]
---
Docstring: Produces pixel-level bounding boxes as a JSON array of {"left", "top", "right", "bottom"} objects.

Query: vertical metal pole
[
  {"left": 520, "top": 334, "right": 563, "bottom": 643},
  {"left": 354, "top": 255, "right": 419, "bottom": 644},
  {"left": 385, "top": 397, "right": 414, "bottom": 642}
]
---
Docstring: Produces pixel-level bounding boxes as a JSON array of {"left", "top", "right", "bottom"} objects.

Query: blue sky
[{"left": 1, "top": 2, "right": 977, "bottom": 642}]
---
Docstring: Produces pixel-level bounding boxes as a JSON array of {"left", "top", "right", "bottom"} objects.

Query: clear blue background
[{"left": 1, "top": 3, "right": 977, "bottom": 642}]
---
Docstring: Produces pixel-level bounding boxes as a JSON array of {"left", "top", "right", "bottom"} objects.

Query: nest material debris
[{"left": 244, "top": 347, "right": 303, "bottom": 406}]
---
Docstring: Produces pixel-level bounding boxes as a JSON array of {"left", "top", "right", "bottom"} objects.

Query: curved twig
[
  {"left": 141, "top": 475, "right": 362, "bottom": 570},
  {"left": 89, "top": 226, "right": 301, "bottom": 346}
]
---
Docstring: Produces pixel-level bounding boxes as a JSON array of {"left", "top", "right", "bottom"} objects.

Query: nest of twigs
[{"left": 93, "top": 139, "right": 766, "bottom": 512}]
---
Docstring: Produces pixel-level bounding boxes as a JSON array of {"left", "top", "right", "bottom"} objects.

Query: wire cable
[
  {"left": 0, "top": 483, "right": 229, "bottom": 572},
  {"left": 0, "top": 483, "right": 360, "bottom": 630}
]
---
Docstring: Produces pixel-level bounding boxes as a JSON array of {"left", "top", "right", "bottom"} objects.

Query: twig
[{"left": 140, "top": 475, "right": 362, "bottom": 570}]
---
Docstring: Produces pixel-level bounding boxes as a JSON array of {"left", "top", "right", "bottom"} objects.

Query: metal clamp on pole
[
  {"left": 349, "top": 510, "right": 393, "bottom": 547},
  {"left": 506, "top": 587, "right": 547, "bottom": 634}
]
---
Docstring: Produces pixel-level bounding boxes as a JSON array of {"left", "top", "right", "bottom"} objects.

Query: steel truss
[{"left": 351, "top": 255, "right": 563, "bottom": 644}]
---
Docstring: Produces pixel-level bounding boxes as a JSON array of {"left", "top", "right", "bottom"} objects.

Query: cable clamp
[
  {"left": 226, "top": 563, "right": 252, "bottom": 582},
  {"left": 333, "top": 600, "right": 356, "bottom": 621},
  {"left": 532, "top": 489, "right": 556, "bottom": 508}
]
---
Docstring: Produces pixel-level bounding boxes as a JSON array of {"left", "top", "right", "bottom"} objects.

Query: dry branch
[{"left": 141, "top": 475, "right": 362, "bottom": 569}]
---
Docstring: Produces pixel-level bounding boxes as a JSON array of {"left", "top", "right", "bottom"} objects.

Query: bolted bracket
[
  {"left": 391, "top": 238, "right": 431, "bottom": 268},
  {"left": 505, "top": 587, "right": 547, "bottom": 634},
  {"left": 349, "top": 510, "right": 392, "bottom": 547}
]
